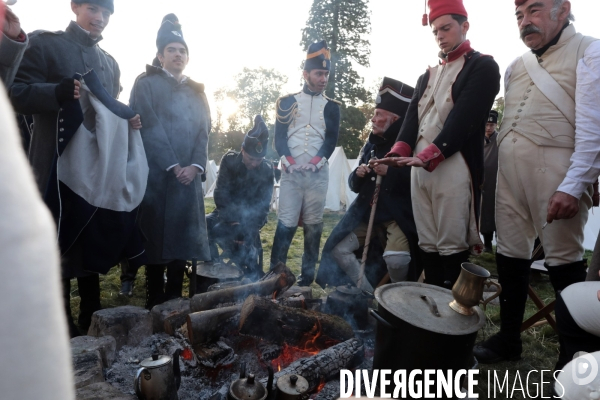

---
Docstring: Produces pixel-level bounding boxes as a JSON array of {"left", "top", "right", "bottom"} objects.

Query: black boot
[
  {"left": 420, "top": 249, "right": 444, "bottom": 287},
  {"left": 62, "top": 278, "right": 82, "bottom": 338},
  {"left": 441, "top": 250, "right": 471, "bottom": 289},
  {"left": 270, "top": 220, "right": 297, "bottom": 269},
  {"left": 473, "top": 253, "right": 532, "bottom": 364},
  {"left": 298, "top": 223, "right": 323, "bottom": 286},
  {"left": 145, "top": 264, "right": 166, "bottom": 310},
  {"left": 546, "top": 260, "right": 587, "bottom": 294},
  {"left": 165, "top": 260, "right": 186, "bottom": 300},
  {"left": 77, "top": 274, "right": 101, "bottom": 333},
  {"left": 483, "top": 233, "right": 494, "bottom": 253}
]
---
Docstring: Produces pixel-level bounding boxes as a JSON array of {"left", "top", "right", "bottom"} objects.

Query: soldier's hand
[
  {"left": 73, "top": 79, "right": 81, "bottom": 99},
  {"left": 356, "top": 164, "right": 371, "bottom": 178},
  {"left": 301, "top": 163, "right": 317, "bottom": 173},
  {"left": 546, "top": 191, "right": 579, "bottom": 223},
  {"left": 129, "top": 114, "right": 142, "bottom": 129},
  {"left": 287, "top": 164, "right": 303, "bottom": 174},
  {"left": 370, "top": 157, "right": 396, "bottom": 167},
  {"left": 396, "top": 156, "right": 429, "bottom": 168},
  {"left": 172, "top": 165, "right": 182, "bottom": 176},
  {"left": 177, "top": 166, "right": 200, "bottom": 185},
  {"left": 3, "top": 7, "right": 22, "bottom": 40},
  {"left": 373, "top": 164, "right": 388, "bottom": 176}
]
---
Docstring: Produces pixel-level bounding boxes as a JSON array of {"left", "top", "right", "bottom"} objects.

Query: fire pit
[{"left": 81, "top": 264, "right": 373, "bottom": 400}]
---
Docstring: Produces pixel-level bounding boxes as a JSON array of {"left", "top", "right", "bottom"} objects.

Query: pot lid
[
  {"left": 375, "top": 282, "right": 485, "bottom": 335},
  {"left": 336, "top": 283, "right": 363, "bottom": 295},
  {"left": 195, "top": 261, "right": 243, "bottom": 279},
  {"left": 140, "top": 354, "right": 172, "bottom": 369},
  {"left": 229, "top": 374, "right": 267, "bottom": 400},
  {"left": 276, "top": 374, "right": 310, "bottom": 396}
]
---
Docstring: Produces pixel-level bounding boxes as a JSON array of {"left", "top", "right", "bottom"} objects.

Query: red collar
[{"left": 441, "top": 40, "right": 473, "bottom": 64}]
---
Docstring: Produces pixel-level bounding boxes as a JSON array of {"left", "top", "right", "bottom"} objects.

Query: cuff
[
  {"left": 557, "top": 177, "right": 587, "bottom": 200},
  {"left": 310, "top": 156, "right": 327, "bottom": 170},
  {"left": 281, "top": 156, "right": 295, "bottom": 168},
  {"left": 166, "top": 163, "right": 179, "bottom": 172},
  {"left": 192, "top": 164, "right": 204, "bottom": 173},
  {"left": 386, "top": 142, "right": 412, "bottom": 158},
  {"left": 416, "top": 143, "right": 445, "bottom": 172}
]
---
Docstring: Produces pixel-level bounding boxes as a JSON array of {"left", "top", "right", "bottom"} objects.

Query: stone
[
  {"left": 72, "top": 350, "right": 104, "bottom": 389},
  {"left": 71, "top": 335, "right": 117, "bottom": 368},
  {"left": 150, "top": 298, "right": 190, "bottom": 333},
  {"left": 76, "top": 382, "right": 136, "bottom": 400},
  {"left": 88, "top": 306, "right": 152, "bottom": 350}
]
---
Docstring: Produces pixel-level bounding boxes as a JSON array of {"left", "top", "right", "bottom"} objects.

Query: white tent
[
  {"left": 324, "top": 147, "right": 357, "bottom": 211},
  {"left": 347, "top": 158, "right": 358, "bottom": 171},
  {"left": 202, "top": 160, "right": 218, "bottom": 195}
]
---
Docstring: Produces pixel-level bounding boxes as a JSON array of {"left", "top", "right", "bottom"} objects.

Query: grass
[{"left": 69, "top": 198, "right": 590, "bottom": 399}]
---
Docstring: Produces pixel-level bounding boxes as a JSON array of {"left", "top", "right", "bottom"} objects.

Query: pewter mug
[
  {"left": 449, "top": 262, "right": 502, "bottom": 316},
  {"left": 134, "top": 350, "right": 181, "bottom": 400}
]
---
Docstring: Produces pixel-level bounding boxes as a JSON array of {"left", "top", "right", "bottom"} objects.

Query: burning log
[
  {"left": 190, "top": 263, "right": 295, "bottom": 312},
  {"left": 260, "top": 338, "right": 363, "bottom": 392},
  {"left": 239, "top": 295, "right": 354, "bottom": 347},
  {"left": 163, "top": 313, "right": 189, "bottom": 336},
  {"left": 187, "top": 305, "right": 242, "bottom": 346}
]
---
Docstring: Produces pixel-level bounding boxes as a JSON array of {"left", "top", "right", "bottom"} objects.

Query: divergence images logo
[{"left": 573, "top": 351, "right": 599, "bottom": 386}]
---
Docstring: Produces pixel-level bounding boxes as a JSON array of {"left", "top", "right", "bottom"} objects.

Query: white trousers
[{"left": 278, "top": 163, "right": 329, "bottom": 227}]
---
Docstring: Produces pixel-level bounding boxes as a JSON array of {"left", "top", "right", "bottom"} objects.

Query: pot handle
[
  {"left": 369, "top": 309, "right": 394, "bottom": 329},
  {"left": 481, "top": 280, "right": 502, "bottom": 310},
  {"left": 134, "top": 367, "right": 149, "bottom": 399},
  {"left": 420, "top": 295, "right": 441, "bottom": 317}
]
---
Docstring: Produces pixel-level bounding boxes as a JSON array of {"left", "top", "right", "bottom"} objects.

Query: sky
[{"left": 10, "top": 0, "right": 600, "bottom": 120}]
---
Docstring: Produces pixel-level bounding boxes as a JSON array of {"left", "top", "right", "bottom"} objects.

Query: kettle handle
[
  {"left": 172, "top": 349, "right": 181, "bottom": 390},
  {"left": 481, "top": 280, "right": 502, "bottom": 310},
  {"left": 134, "top": 367, "right": 149, "bottom": 399}
]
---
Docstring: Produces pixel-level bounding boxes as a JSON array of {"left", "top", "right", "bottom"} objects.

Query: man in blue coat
[{"left": 316, "top": 78, "right": 420, "bottom": 291}]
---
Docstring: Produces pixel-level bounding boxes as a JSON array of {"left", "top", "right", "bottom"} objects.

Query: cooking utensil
[
  {"left": 134, "top": 349, "right": 181, "bottom": 400},
  {"left": 449, "top": 263, "right": 502, "bottom": 316},
  {"left": 275, "top": 374, "right": 309, "bottom": 400}
]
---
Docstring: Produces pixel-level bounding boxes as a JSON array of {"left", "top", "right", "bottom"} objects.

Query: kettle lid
[
  {"left": 229, "top": 374, "right": 268, "bottom": 400},
  {"left": 276, "top": 374, "right": 309, "bottom": 396},
  {"left": 140, "top": 354, "right": 172, "bottom": 369}
]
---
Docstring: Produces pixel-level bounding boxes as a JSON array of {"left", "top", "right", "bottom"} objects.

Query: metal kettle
[
  {"left": 228, "top": 363, "right": 273, "bottom": 400},
  {"left": 134, "top": 349, "right": 181, "bottom": 400},
  {"left": 275, "top": 374, "right": 309, "bottom": 400}
]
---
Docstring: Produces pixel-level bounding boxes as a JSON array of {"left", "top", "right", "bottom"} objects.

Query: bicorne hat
[
  {"left": 304, "top": 40, "right": 331, "bottom": 71},
  {"left": 156, "top": 14, "right": 188, "bottom": 54},
  {"left": 375, "top": 77, "right": 414, "bottom": 117},
  {"left": 72, "top": 0, "right": 114, "bottom": 14},
  {"left": 422, "top": 0, "right": 468, "bottom": 26},
  {"left": 242, "top": 115, "right": 269, "bottom": 158}
]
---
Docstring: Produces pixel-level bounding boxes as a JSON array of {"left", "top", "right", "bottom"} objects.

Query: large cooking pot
[{"left": 371, "top": 282, "right": 485, "bottom": 399}]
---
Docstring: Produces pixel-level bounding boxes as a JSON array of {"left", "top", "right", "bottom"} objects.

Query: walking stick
[
  {"left": 357, "top": 151, "right": 383, "bottom": 290},
  {"left": 189, "top": 258, "right": 197, "bottom": 298}
]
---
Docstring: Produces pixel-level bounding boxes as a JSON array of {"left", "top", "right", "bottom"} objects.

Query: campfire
[{"left": 90, "top": 263, "right": 373, "bottom": 400}]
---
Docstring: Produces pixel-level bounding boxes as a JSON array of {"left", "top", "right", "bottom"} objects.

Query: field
[{"left": 69, "top": 198, "right": 586, "bottom": 399}]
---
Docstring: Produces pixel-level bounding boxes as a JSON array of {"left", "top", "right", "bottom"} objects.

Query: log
[
  {"left": 239, "top": 295, "right": 354, "bottom": 347},
  {"left": 260, "top": 338, "right": 363, "bottom": 392},
  {"left": 186, "top": 305, "right": 242, "bottom": 346},
  {"left": 190, "top": 263, "right": 295, "bottom": 312},
  {"left": 164, "top": 313, "right": 189, "bottom": 336}
]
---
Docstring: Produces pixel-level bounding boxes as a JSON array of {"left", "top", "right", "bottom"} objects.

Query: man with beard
[
  {"left": 129, "top": 14, "right": 211, "bottom": 309},
  {"left": 480, "top": 110, "right": 499, "bottom": 253},
  {"left": 373, "top": 0, "right": 500, "bottom": 290},
  {"left": 205, "top": 115, "right": 274, "bottom": 280},
  {"left": 316, "top": 78, "right": 419, "bottom": 291},
  {"left": 271, "top": 40, "right": 340, "bottom": 286},
  {"left": 474, "top": 0, "right": 600, "bottom": 364},
  {"left": 10, "top": 0, "right": 143, "bottom": 336}
]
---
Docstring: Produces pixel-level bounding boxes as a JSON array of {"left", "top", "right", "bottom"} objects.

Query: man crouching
[{"left": 316, "top": 78, "right": 420, "bottom": 292}]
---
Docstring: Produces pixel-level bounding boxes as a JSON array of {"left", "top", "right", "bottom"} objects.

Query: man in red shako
[{"left": 374, "top": 0, "right": 500, "bottom": 289}]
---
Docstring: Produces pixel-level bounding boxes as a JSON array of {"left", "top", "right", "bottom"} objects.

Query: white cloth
[
  {"left": 558, "top": 40, "right": 600, "bottom": 199},
  {"left": 0, "top": 88, "right": 74, "bottom": 398},
  {"left": 58, "top": 80, "right": 149, "bottom": 212},
  {"left": 561, "top": 281, "right": 600, "bottom": 337}
]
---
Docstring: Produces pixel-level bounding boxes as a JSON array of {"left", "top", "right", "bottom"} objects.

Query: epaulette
[
  {"left": 323, "top": 94, "right": 341, "bottom": 105},
  {"left": 276, "top": 93, "right": 300, "bottom": 124}
]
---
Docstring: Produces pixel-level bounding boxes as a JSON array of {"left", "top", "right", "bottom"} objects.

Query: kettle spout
[{"left": 172, "top": 349, "right": 181, "bottom": 390}]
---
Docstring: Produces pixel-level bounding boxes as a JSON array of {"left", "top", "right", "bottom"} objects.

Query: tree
[
  {"left": 338, "top": 105, "right": 367, "bottom": 158},
  {"left": 226, "top": 67, "right": 288, "bottom": 129},
  {"left": 493, "top": 97, "right": 505, "bottom": 126},
  {"left": 301, "top": 0, "right": 371, "bottom": 106}
]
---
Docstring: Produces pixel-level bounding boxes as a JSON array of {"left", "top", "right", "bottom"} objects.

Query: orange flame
[{"left": 316, "top": 378, "right": 326, "bottom": 393}]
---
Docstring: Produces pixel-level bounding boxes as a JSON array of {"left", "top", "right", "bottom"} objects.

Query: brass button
[
  {"left": 427, "top": 85, "right": 431, "bottom": 89},
  {"left": 538, "top": 58, "right": 543, "bottom": 63},
  {"left": 524, "top": 96, "right": 529, "bottom": 100},
  {"left": 59, "top": 138, "right": 64, "bottom": 142},
  {"left": 418, "top": 104, "right": 421, "bottom": 107},
  {"left": 515, "top": 116, "right": 520, "bottom": 119},
  {"left": 420, "top": 129, "right": 424, "bottom": 132},
  {"left": 306, "top": 133, "right": 309, "bottom": 136},
  {"left": 526, "top": 89, "right": 531, "bottom": 93},
  {"left": 520, "top": 102, "right": 525, "bottom": 106},
  {"left": 512, "top": 138, "right": 517, "bottom": 143},
  {"left": 518, "top": 109, "right": 522, "bottom": 112},
  {"left": 423, "top": 94, "right": 428, "bottom": 98},
  {"left": 530, "top": 82, "right": 535, "bottom": 86},
  {"left": 59, "top": 128, "right": 64, "bottom": 132},
  {"left": 371, "top": 177, "right": 376, "bottom": 181},
  {"left": 512, "top": 123, "right": 517, "bottom": 127},
  {"left": 59, "top": 119, "right": 64, "bottom": 123},
  {"left": 446, "top": 98, "right": 451, "bottom": 102},
  {"left": 443, "top": 143, "right": 447, "bottom": 146}
]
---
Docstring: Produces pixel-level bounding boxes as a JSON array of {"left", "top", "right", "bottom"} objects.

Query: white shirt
[{"left": 557, "top": 40, "right": 600, "bottom": 199}]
